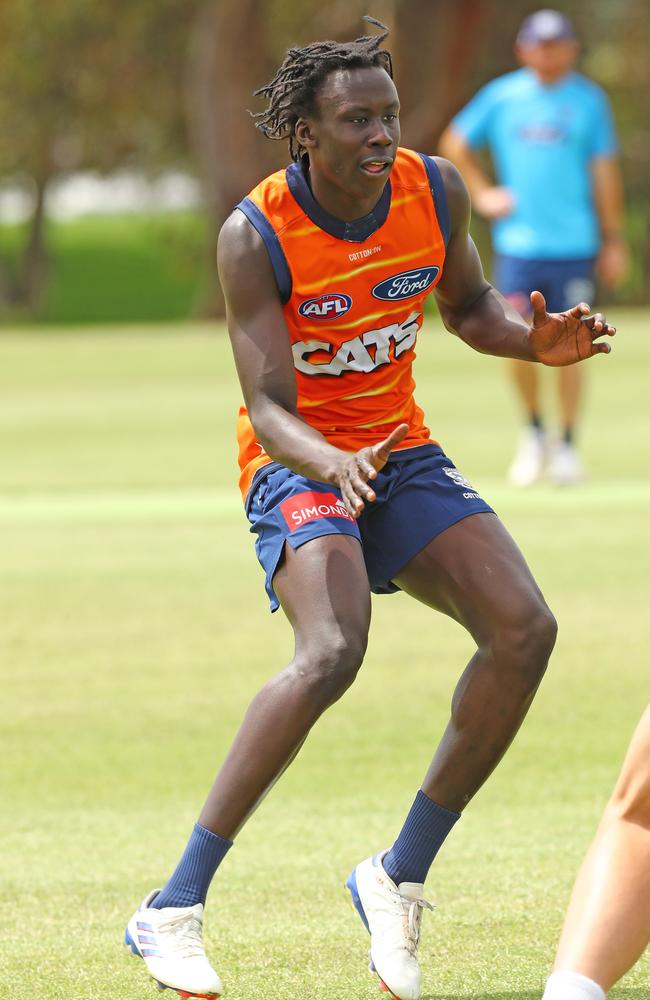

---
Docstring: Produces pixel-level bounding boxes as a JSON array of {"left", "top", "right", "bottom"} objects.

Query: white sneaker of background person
[
  {"left": 346, "top": 852, "right": 434, "bottom": 1000},
  {"left": 125, "top": 889, "right": 223, "bottom": 998},
  {"left": 507, "top": 426, "right": 547, "bottom": 487},
  {"left": 548, "top": 440, "right": 584, "bottom": 486}
]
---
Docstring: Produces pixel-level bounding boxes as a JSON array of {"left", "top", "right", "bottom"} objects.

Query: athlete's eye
[{"left": 383, "top": 114, "right": 398, "bottom": 122}]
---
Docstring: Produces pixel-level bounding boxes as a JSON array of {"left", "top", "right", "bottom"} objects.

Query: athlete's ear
[{"left": 295, "top": 117, "right": 317, "bottom": 149}]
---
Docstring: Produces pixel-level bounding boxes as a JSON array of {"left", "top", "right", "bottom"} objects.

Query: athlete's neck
[{"left": 303, "top": 162, "right": 389, "bottom": 223}]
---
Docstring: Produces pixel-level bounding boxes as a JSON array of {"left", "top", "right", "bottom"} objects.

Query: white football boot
[
  {"left": 548, "top": 440, "right": 584, "bottom": 486},
  {"left": 125, "top": 890, "right": 223, "bottom": 998},
  {"left": 507, "top": 426, "right": 547, "bottom": 486},
  {"left": 346, "top": 852, "right": 433, "bottom": 1000}
]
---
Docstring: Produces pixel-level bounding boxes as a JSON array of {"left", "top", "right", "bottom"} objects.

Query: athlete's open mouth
[{"left": 360, "top": 158, "right": 392, "bottom": 176}]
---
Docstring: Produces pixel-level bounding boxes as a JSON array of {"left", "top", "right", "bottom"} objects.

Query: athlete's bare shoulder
[{"left": 217, "top": 209, "right": 279, "bottom": 308}]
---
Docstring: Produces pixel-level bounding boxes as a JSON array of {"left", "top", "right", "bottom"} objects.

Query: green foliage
[
  {"left": 0, "top": 0, "right": 201, "bottom": 178},
  {"left": 1, "top": 312, "right": 649, "bottom": 997},
  {"left": 0, "top": 212, "right": 208, "bottom": 322}
]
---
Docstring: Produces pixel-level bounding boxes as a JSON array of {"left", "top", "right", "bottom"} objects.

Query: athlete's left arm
[{"left": 432, "top": 158, "right": 616, "bottom": 366}]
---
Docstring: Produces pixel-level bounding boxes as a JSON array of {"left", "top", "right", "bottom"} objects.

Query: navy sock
[
  {"left": 382, "top": 791, "right": 460, "bottom": 886},
  {"left": 529, "top": 413, "right": 543, "bottom": 431},
  {"left": 152, "top": 823, "right": 232, "bottom": 909},
  {"left": 563, "top": 426, "right": 574, "bottom": 444}
]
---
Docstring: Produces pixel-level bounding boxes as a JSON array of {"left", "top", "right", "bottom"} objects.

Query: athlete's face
[
  {"left": 295, "top": 65, "right": 400, "bottom": 219},
  {"left": 516, "top": 39, "right": 579, "bottom": 83}
]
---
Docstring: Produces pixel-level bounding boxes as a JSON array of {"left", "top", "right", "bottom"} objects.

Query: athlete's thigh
[
  {"left": 393, "top": 511, "right": 547, "bottom": 643},
  {"left": 274, "top": 533, "right": 372, "bottom": 646}
]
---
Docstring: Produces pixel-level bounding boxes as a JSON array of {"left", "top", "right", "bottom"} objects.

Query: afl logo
[
  {"left": 298, "top": 292, "right": 352, "bottom": 320},
  {"left": 371, "top": 266, "right": 439, "bottom": 301}
]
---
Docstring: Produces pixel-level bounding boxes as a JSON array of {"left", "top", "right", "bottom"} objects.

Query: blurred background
[{"left": 0, "top": 0, "right": 648, "bottom": 326}]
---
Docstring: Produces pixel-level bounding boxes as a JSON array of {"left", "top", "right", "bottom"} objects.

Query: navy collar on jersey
[{"left": 285, "top": 161, "right": 391, "bottom": 244}]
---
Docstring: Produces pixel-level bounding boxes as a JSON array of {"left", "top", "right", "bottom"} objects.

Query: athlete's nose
[{"left": 368, "top": 118, "right": 393, "bottom": 147}]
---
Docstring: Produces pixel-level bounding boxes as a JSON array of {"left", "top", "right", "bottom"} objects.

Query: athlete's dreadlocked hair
[{"left": 252, "top": 16, "right": 393, "bottom": 162}]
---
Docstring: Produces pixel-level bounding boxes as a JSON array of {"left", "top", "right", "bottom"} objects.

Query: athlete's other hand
[
  {"left": 473, "top": 186, "right": 514, "bottom": 220},
  {"left": 334, "top": 423, "right": 409, "bottom": 518},
  {"left": 527, "top": 290, "right": 616, "bottom": 367}
]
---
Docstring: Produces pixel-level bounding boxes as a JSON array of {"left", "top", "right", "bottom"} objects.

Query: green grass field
[{"left": 1, "top": 311, "right": 649, "bottom": 999}]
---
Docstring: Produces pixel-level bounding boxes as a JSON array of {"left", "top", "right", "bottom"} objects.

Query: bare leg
[
  {"left": 394, "top": 512, "right": 557, "bottom": 812},
  {"left": 510, "top": 357, "right": 542, "bottom": 421},
  {"left": 556, "top": 364, "right": 583, "bottom": 435},
  {"left": 550, "top": 704, "right": 650, "bottom": 992},
  {"left": 199, "top": 534, "right": 371, "bottom": 838}
]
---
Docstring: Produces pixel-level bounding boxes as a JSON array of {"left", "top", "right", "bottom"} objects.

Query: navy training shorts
[
  {"left": 246, "top": 444, "right": 494, "bottom": 612},
  {"left": 493, "top": 254, "right": 596, "bottom": 315}
]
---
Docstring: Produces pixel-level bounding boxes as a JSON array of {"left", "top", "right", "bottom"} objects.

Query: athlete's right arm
[{"left": 217, "top": 211, "right": 406, "bottom": 516}]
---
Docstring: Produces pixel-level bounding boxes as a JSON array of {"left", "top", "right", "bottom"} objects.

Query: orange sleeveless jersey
[{"left": 235, "top": 147, "right": 449, "bottom": 502}]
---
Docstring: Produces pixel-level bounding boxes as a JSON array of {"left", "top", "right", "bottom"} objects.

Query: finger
[
  {"left": 356, "top": 455, "right": 378, "bottom": 480},
  {"left": 529, "top": 289, "right": 548, "bottom": 326},
  {"left": 340, "top": 483, "right": 364, "bottom": 518},
  {"left": 566, "top": 300, "right": 591, "bottom": 321},
  {"left": 350, "top": 472, "right": 376, "bottom": 503},
  {"left": 584, "top": 311, "right": 606, "bottom": 332},
  {"left": 592, "top": 340, "right": 612, "bottom": 355},
  {"left": 588, "top": 317, "right": 616, "bottom": 339},
  {"left": 373, "top": 422, "right": 409, "bottom": 460}
]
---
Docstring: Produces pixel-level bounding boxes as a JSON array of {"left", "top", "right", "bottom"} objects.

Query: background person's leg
[{"left": 549, "top": 360, "right": 584, "bottom": 485}]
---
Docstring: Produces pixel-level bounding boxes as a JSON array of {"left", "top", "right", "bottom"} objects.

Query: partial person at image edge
[{"left": 542, "top": 703, "right": 650, "bottom": 999}]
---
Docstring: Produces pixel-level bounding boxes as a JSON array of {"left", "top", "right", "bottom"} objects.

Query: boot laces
[
  {"left": 157, "top": 911, "right": 206, "bottom": 959},
  {"left": 403, "top": 896, "right": 434, "bottom": 956}
]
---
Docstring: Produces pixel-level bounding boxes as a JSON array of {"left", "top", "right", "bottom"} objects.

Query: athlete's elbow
[{"left": 248, "top": 398, "right": 298, "bottom": 453}]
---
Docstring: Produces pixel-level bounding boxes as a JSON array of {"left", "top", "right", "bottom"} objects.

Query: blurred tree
[
  {"left": 0, "top": 0, "right": 647, "bottom": 319},
  {"left": 0, "top": 0, "right": 198, "bottom": 309},
  {"left": 185, "top": 0, "right": 489, "bottom": 315}
]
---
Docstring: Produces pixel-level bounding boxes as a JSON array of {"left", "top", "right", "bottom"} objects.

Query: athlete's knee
[
  {"left": 294, "top": 630, "right": 367, "bottom": 706},
  {"left": 607, "top": 765, "right": 650, "bottom": 829},
  {"left": 490, "top": 597, "right": 557, "bottom": 681}
]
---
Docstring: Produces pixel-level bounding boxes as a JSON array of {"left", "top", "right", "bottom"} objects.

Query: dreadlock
[{"left": 252, "top": 16, "right": 393, "bottom": 162}]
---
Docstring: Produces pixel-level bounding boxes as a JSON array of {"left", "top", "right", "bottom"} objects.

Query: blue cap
[{"left": 517, "top": 9, "right": 576, "bottom": 45}]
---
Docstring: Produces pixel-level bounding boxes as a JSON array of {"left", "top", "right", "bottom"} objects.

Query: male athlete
[{"left": 125, "top": 20, "right": 615, "bottom": 1000}]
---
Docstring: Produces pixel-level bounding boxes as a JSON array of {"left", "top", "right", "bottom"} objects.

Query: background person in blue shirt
[{"left": 440, "top": 9, "right": 628, "bottom": 486}]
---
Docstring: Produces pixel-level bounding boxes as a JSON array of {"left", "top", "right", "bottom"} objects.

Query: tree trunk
[
  {"left": 19, "top": 175, "right": 49, "bottom": 310},
  {"left": 392, "top": 0, "right": 489, "bottom": 152},
  {"left": 185, "top": 0, "right": 284, "bottom": 317}
]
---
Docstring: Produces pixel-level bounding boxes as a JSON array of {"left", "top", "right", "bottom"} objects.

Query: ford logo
[
  {"left": 298, "top": 293, "right": 352, "bottom": 320},
  {"left": 371, "top": 266, "right": 440, "bottom": 301}
]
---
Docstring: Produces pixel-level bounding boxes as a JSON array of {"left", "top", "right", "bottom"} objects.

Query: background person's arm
[
  {"left": 591, "top": 154, "right": 630, "bottom": 289},
  {"left": 438, "top": 125, "right": 514, "bottom": 220}
]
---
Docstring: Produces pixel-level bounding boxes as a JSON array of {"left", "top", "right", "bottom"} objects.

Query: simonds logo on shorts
[
  {"left": 372, "top": 266, "right": 439, "bottom": 301},
  {"left": 279, "top": 491, "right": 354, "bottom": 530}
]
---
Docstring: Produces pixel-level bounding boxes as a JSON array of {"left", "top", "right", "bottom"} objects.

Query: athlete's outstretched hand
[
  {"left": 527, "top": 290, "right": 616, "bottom": 367},
  {"left": 334, "top": 423, "right": 409, "bottom": 518}
]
